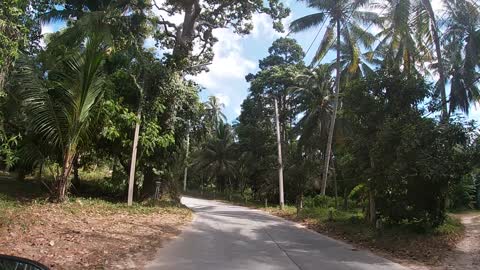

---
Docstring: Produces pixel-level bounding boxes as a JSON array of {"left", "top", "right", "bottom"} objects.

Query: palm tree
[
  {"left": 375, "top": 0, "right": 449, "bottom": 119},
  {"left": 204, "top": 96, "right": 227, "bottom": 131},
  {"left": 40, "top": 0, "right": 148, "bottom": 50},
  {"left": 194, "top": 123, "right": 236, "bottom": 192},
  {"left": 291, "top": 66, "right": 333, "bottom": 190},
  {"left": 16, "top": 36, "right": 106, "bottom": 201},
  {"left": 291, "top": 66, "right": 333, "bottom": 152},
  {"left": 374, "top": 0, "right": 429, "bottom": 73},
  {"left": 420, "top": 0, "right": 449, "bottom": 121},
  {"left": 443, "top": 0, "right": 480, "bottom": 115},
  {"left": 290, "top": 0, "right": 372, "bottom": 195}
]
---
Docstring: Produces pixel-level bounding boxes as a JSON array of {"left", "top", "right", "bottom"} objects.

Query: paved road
[{"left": 145, "top": 197, "right": 408, "bottom": 270}]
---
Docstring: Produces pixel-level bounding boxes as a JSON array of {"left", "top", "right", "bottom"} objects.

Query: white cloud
[
  {"left": 192, "top": 27, "right": 256, "bottom": 89},
  {"left": 191, "top": 26, "right": 257, "bottom": 121},
  {"left": 41, "top": 24, "right": 54, "bottom": 35},
  {"left": 214, "top": 93, "right": 231, "bottom": 107},
  {"left": 152, "top": 0, "right": 184, "bottom": 25},
  {"left": 251, "top": 13, "right": 282, "bottom": 39}
]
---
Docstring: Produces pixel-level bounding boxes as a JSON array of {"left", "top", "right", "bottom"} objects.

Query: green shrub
[{"left": 304, "top": 195, "right": 336, "bottom": 208}]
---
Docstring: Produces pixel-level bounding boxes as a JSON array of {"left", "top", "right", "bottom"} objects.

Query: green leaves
[
  {"left": 290, "top": 12, "right": 326, "bottom": 33},
  {"left": 16, "top": 36, "right": 106, "bottom": 156}
]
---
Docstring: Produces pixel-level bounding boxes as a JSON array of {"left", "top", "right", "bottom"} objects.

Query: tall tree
[
  {"left": 420, "top": 0, "right": 448, "bottom": 121},
  {"left": 290, "top": 0, "right": 372, "bottom": 195},
  {"left": 15, "top": 36, "right": 106, "bottom": 201},
  {"left": 443, "top": 0, "right": 480, "bottom": 115},
  {"left": 152, "top": 0, "right": 290, "bottom": 69},
  {"left": 204, "top": 96, "right": 227, "bottom": 131},
  {"left": 193, "top": 122, "right": 236, "bottom": 192},
  {"left": 0, "top": 0, "right": 44, "bottom": 92}
]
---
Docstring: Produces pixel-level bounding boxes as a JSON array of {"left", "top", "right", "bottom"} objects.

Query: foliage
[{"left": 341, "top": 69, "right": 471, "bottom": 227}]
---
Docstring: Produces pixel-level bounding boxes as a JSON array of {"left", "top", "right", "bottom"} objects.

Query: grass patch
[{"left": 434, "top": 216, "right": 464, "bottom": 235}]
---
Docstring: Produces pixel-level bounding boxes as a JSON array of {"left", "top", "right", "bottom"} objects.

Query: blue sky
[{"left": 41, "top": 0, "right": 480, "bottom": 123}]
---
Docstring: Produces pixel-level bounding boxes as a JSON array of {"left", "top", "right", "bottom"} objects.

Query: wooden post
[
  {"left": 127, "top": 74, "right": 144, "bottom": 206},
  {"left": 127, "top": 110, "right": 141, "bottom": 206},
  {"left": 154, "top": 181, "right": 162, "bottom": 200},
  {"left": 274, "top": 98, "right": 285, "bottom": 210},
  {"left": 183, "top": 121, "right": 190, "bottom": 192}
]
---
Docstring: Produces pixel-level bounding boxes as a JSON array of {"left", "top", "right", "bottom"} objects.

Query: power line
[
  {"left": 304, "top": 18, "right": 328, "bottom": 57},
  {"left": 308, "top": 3, "right": 389, "bottom": 69}
]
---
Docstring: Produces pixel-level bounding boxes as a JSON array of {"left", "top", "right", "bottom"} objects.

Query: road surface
[{"left": 145, "top": 197, "right": 408, "bottom": 270}]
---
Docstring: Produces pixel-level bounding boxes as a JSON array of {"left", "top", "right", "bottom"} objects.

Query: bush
[{"left": 304, "top": 195, "right": 336, "bottom": 208}]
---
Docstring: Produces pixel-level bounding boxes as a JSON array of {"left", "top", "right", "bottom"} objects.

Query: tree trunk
[
  {"left": 422, "top": 0, "right": 448, "bottom": 121},
  {"left": 172, "top": 0, "right": 201, "bottom": 63},
  {"left": 36, "top": 162, "right": 44, "bottom": 180},
  {"left": 321, "top": 19, "right": 341, "bottom": 195},
  {"left": 55, "top": 150, "right": 75, "bottom": 202},
  {"left": 367, "top": 156, "right": 376, "bottom": 224},
  {"left": 274, "top": 98, "right": 285, "bottom": 210},
  {"left": 343, "top": 188, "right": 348, "bottom": 210},
  {"left": 184, "top": 121, "right": 191, "bottom": 192},
  {"left": 476, "top": 179, "right": 480, "bottom": 209},
  {"left": 128, "top": 75, "right": 144, "bottom": 206},
  {"left": 333, "top": 166, "right": 338, "bottom": 209},
  {"left": 368, "top": 188, "right": 376, "bottom": 224},
  {"left": 141, "top": 166, "right": 156, "bottom": 198},
  {"left": 72, "top": 154, "right": 80, "bottom": 190}
]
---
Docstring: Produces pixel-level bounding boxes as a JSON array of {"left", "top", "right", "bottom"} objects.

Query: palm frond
[{"left": 290, "top": 12, "right": 326, "bottom": 33}]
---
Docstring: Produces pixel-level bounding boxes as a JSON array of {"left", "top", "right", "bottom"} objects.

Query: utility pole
[
  {"left": 274, "top": 98, "right": 285, "bottom": 210},
  {"left": 127, "top": 74, "right": 143, "bottom": 206},
  {"left": 127, "top": 109, "right": 141, "bottom": 206},
  {"left": 183, "top": 121, "right": 190, "bottom": 192}
]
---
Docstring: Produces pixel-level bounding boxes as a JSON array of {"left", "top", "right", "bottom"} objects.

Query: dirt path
[{"left": 438, "top": 213, "right": 480, "bottom": 270}]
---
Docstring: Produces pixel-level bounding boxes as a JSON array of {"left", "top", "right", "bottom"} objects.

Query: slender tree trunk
[
  {"left": 274, "top": 98, "right": 285, "bottom": 210},
  {"left": 72, "top": 154, "right": 80, "bottom": 189},
  {"left": 128, "top": 75, "right": 144, "bottom": 206},
  {"left": 333, "top": 166, "right": 338, "bottom": 209},
  {"left": 422, "top": 0, "right": 448, "bottom": 121},
  {"left": 55, "top": 149, "right": 75, "bottom": 202},
  {"left": 183, "top": 121, "right": 190, "bottom": 192},
  {"left": 321, "top": 20, "right": 342, "bottom": 195},
  {"left": 343, "top": 188, "right": 348, "bottom": 210},
  {"left": 368, "top": 188, "right": 376, "bottom": 224},
  {"left": 476, "top": 179, "right": 480, "bottom": 209},
  {"left": 127, "top": 109, "right": 141, "bottom": 206},
  {"left": 367, "top": 156, "right": 376, "bottom": 224},
  {"left": 141, "top": 166, "right": 155, "bottom": 198},
  {"left": 37, "top": 162, "right": 44, "bottom": 180}
]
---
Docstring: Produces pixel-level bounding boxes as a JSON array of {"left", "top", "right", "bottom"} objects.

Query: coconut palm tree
[
  {"left": 292, "top": 65, "right": 333, "bottom": 151},
  {"left": 443, "top": 0, "right": 480, "bottom": 115},
  {"left": 420, "top": 0, "right": 449, "bottom": 121},
  {"left": 289, "top": 0, "right": 373, "bottom": 195},
  {"left": 375, "top": 0, "right": 450, "bottom": 119},
  {"left": 204, "top": 96, "right": 227, "bottom": 132},
  {"left": 40, "top": 0, "right": 148, "bottom": 50},
  {"left": 374, "top": 0, "right": 430, "bottom": 73},
  {"left": 194, "top": 122, "right": 236, "bottom": 192},
  {"left": 15, "top": 36, "right": 106, "bottom": 201}
]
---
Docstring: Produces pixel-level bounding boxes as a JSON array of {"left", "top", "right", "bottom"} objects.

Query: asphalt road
[{"left": 145, "top": 197, "right": 409, "bottom": 270}]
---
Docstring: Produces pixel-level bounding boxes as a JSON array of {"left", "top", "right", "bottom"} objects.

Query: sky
[{"left": 41, "top": 0, "right": 480, "bottom": 123}]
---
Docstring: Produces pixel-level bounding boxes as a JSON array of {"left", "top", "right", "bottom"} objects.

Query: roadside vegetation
[{"left": 1, "top": 0, "right": 480, "bottom": 269}]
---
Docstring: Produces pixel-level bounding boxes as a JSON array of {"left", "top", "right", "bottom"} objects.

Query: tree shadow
[{"left": 0, "top": 174, "right": 49, "bottom": 203}]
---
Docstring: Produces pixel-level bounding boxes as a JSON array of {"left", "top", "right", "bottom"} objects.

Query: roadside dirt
[
  {"left": 265, "top": 208, "right": 475, "bottom": 270},
  {"left": 432, "top": 213, "right": 480, "bottom": 270},
  {"left": 0, "top": 200, "right": 192, "bottom": 269}
]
